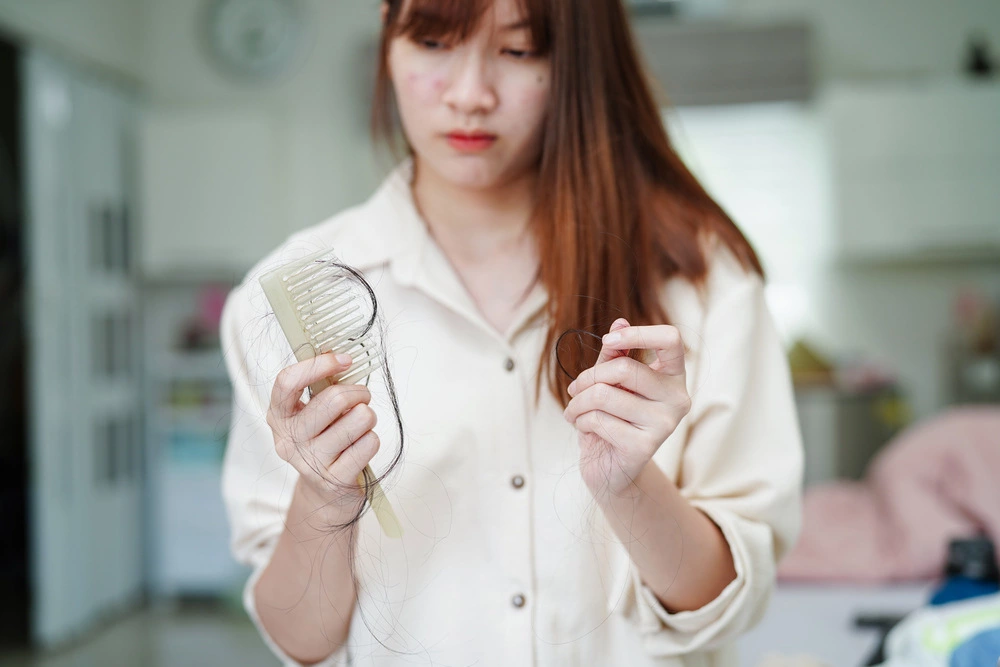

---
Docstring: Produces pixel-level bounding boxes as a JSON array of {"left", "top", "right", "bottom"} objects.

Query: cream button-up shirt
[{"left": 220, "top": 161, "right": 803, "bottom": 667}]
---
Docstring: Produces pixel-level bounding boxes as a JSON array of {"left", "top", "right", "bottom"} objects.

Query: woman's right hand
[{"left": 265, "top": 353, "right": 380, "bottom": 518}]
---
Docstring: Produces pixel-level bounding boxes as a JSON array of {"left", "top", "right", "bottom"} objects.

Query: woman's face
[{"left": 387, "top": 0, "right": 551, "bottom": 191}]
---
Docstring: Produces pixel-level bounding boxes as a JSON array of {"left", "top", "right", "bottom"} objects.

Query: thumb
[{"left": 596, "top": 318, "right": 630, "bottom": 365}]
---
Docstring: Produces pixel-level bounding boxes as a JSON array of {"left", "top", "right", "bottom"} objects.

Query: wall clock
[{"left": 201, "top": 0, "right": 307, "bottom": 81}]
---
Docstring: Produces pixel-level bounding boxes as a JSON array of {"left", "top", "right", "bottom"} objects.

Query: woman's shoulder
[
  {"left": 660, "top": 232, "right": 765, "bottom": 327},
  {"left": 699, "top": 232, "right": 766, "bottom": 302}
]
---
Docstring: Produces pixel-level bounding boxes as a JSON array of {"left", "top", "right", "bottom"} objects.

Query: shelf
[
  {"left": 160, "top": 405, "right": 233, "bottom": 433},
  {"left": 837, "top": 244, "right": 1000, "bottom": 268},
  {"left": 154, "top": 349, "right": 229, "bottom": 381}
]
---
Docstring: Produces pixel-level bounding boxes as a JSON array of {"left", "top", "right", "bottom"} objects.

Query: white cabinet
[
  {"left": 143, "top": 279, "right": 249, "bottom": 596},
  {"left": 826, "top": 81, "right": 1000, "bottom": 263},
  {"left": 795, "top": 385, "right": 907, "bottom": 486}
]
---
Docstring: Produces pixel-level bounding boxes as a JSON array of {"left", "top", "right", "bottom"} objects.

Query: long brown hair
[{"left": 373, "top": 0, "right": 764, "bottom": 409}]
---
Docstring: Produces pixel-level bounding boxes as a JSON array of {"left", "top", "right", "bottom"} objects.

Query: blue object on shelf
[
  {"left": 168, "top": 429, "right": 226, "bottom": 465},
  {"left": 949, "top": 627, "right": 1000, "bottom": 667},
  {"left": 931, "top": 576, "right": 1000, "bottom": 606}
]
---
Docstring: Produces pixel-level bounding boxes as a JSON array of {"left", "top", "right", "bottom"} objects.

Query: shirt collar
[{"left": 328, "top": 158, "right": 549, "bottom": 345}]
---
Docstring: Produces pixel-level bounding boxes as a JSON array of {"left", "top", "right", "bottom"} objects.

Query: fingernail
[
  {"left": 603, "top": 332, "right": 621, "bottom": 345},
  {"left": 567, "top": 380, "right": 576, "bottom": 394},
  {"left": 335, "top": 353, "right": 353, "bottom": 365}
]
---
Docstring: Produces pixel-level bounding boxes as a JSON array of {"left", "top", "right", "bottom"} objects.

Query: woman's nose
[{"left": 442, "top": 53, "right": 498, "bottom": 116}]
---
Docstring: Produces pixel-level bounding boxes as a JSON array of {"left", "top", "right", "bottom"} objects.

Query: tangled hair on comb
[{"left": 293, "top": 257, "right": 405, "bottom": 535}]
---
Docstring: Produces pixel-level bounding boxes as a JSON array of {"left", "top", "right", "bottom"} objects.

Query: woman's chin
[
  {"left": 416, "top": 147, "right": 532, "bottom": 193},
  {"left": 435, "top": 158, "right": 506, "bottom": 191}
]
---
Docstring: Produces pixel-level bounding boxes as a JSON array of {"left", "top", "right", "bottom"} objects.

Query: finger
[
  {"left": 600, "top": 325, "right": 687, "bottom": 375},
  {"left": 570, "top": 356, "right": 663, "bottom": 401},
  {"left": 575, "top": 409, "right": 636, "bottom": 450},
  {"left": 330, "top": 430, "right": 381, "bottom": 482},
  {"left": 596, "top": 318, "right": 631, "bottom": 365},
  {"left": 271, "top": 353, "right": 353, "bottom": 419},
  {"left": 564, "top": 382, "right": 657, "bottom": 427},
  {"left": 308, "top": 403, "right": 378, "bottom": 464},
  {"left": 295, "top": 383, "right": 372, "bottom": 441}
]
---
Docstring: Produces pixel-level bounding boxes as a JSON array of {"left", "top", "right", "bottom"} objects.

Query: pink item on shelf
[
  {"left": 198, "top": 285, "right": 229, "bottom": 332},
  {"left": 778, "top": 405, "right": 1000, "bottom": 583}
]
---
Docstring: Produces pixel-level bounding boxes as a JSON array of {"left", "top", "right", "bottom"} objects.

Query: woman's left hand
[{"left": 564, "top": 318, "right": 692, "bottom": 498}]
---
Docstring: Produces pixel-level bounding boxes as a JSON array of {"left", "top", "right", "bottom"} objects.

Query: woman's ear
[{"left": 380, "top": 2, "right": 389, "bottom": 26}]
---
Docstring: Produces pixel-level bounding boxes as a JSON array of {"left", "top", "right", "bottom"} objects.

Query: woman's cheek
[
  {"left": 402, "top": 69, "right": 447, "bottom": 106},
  {"left": 509, "top": 79, "right": 550, "bottom": 124}
]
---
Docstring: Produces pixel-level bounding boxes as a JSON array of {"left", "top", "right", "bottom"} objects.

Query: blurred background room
[{"left": 0, "top": 0, "right": 998, "bottom": 666}]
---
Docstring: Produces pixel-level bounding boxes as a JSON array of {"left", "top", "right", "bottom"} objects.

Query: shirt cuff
[
  {"left": 616, "top": 503, "right": 766, "bottom": 654},
  {"left": 243, "top": 561, "right": 353, "bottom": 667}
]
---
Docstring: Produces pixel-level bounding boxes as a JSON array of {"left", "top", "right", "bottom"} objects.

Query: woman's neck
[{"left": 411, "top": 159, "right": 538, "bottom": 264}]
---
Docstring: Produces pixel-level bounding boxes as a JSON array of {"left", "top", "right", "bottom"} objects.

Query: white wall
[
  {"left": 140, "top": 0, "right": 387, "bottom": 277},
  {"left": 0, "top": 0, "right": 144, "bottom": 82},
  {"left": 669, "top": 0, "right": 1000, "bottom": 420},
  {"left": 669, "top": 92, "right": 1000, "bottom": 420}
]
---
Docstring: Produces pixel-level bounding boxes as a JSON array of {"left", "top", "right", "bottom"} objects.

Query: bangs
[{"left": 387, "top": 0, "right": 551, "bottom": 54}]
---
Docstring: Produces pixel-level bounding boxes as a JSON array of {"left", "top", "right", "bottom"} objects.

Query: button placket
[{"left": 499, "top": 338, "right": 534, "bottom": 666}]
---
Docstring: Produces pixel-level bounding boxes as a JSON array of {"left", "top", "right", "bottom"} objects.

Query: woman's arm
[
  {"left": 254, "top": 478, "right": 358, "bottom": 665},
  {"left": 564, "top": 241, "right": 802, "bottom": 653},
  {"left": 592, "top": 461, "right": 736, "bottom": 613},
  {"left": 565, "top": 318, "right": 735, "bottom": 610}
]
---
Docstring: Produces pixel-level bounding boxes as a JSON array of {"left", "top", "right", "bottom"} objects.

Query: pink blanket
[{"left": 778, "top": 405, "right": 1000, "bottom": 583}]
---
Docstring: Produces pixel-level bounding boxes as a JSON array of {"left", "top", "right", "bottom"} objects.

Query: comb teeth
[{"left": 276, "top": 253, "right": 381, "bottom": 384}]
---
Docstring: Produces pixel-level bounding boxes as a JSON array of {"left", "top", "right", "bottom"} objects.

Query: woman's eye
[
  {"left": 502, "top": 48, "right": 534, "bottom": 59},
  {"left": 419, "top": 39, "right": 446, "bottom": 50}
]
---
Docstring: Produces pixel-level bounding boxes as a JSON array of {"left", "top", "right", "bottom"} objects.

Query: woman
[{"left": 220, "top": 0, "right": 803, "bottom": 665}]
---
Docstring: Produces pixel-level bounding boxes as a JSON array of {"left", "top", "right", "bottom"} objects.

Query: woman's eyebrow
[{"left": 499, "top": 19, "right": 531, "bottom": 32}]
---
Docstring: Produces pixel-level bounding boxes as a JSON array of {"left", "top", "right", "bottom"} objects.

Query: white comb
[{"left": 259, "top": 249, "right": 402, "bottom": 539}]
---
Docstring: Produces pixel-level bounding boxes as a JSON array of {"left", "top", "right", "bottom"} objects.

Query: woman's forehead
[{"left": 395, "top": 0, "right": 531, "bottom": 36}]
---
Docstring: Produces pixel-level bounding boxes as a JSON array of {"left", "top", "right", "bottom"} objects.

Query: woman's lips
[{"left": 446, "top": 132, "right": 497, "bottom": 152}]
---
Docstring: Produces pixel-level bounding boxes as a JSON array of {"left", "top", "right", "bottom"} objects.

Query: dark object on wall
[
  {"left": 626, "top": 0, "right": 681, "bottom": 17},
  {"left": 964, "top": 34, "right": 995, "bottom": 78}
]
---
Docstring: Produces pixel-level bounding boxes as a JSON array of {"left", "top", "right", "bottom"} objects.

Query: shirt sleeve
[
  {"left": 220, "top": 278, "right": 352, "bottom": 667},
  {"left": 621, "top": 240, "right": 804, "bottom": 656}
]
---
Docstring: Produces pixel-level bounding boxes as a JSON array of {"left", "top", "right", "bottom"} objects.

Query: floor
[
  {"left": 0, "top": 600, "right": 277, "bottom": 667},
  {"left": 0, "top": 583, "right": 935, "bottom": 667}
]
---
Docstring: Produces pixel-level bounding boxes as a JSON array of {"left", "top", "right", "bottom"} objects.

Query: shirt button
[
  {"left": 503, "top": 357, "right": 515, "bottom": 372},
  {"left": 511, "top": 593, "right": 526, "bottom": 608},
  {"left": 511, "top": 475, "right": 525, "bottom": 489}
]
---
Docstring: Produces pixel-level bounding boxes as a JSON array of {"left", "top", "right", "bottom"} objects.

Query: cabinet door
[
  {"left": 25, "top": 50, "right": 143, "bottom": 648},
  {"left": 828, "top": 83, "right": 1000, "bottom": 261}
]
